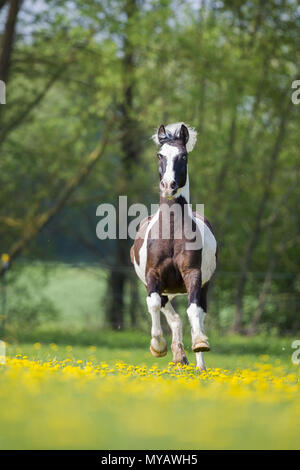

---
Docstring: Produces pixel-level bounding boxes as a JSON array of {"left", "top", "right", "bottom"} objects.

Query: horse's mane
[{"left": 151, "top": 122, "right": 197, "bottom": 152}]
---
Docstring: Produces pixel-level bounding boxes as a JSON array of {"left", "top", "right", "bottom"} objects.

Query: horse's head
[{"left": 152, "top": 122, "right": 197, "bottom": 200}]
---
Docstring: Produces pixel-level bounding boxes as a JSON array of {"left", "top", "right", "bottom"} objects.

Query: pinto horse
[{"left": 130, "top": 123, "right": 217, "bottom": 370}]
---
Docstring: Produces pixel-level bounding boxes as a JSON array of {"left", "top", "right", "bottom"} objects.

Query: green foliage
[
  {"left": 0, "top": 0, "right": 299, "bottom": 333},
  {"left": 4, "top": 264, "right": 59, "bottom": 331}
]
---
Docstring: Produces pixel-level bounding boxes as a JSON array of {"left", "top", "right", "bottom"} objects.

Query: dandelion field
[{"left": 0, "top": 334, "right": 299, "bottom": 450}]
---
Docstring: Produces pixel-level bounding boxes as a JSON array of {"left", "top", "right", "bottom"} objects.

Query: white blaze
[{"left": 160, "top": 143, "right": 178, "bottom": 185}]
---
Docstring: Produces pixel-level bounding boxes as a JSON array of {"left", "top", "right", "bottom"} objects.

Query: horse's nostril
[{"left": 161, "top": 180, "right": 177, "bottom": 192}]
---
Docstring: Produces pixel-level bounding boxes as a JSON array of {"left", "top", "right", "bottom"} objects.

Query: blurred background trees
[{"left": 0, "top": 0, "right": 299, "bottom": 339}]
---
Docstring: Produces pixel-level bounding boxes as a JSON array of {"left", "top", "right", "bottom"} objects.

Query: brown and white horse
[{"left": 130, "top": 122, "right": 217, "bottom": 370}]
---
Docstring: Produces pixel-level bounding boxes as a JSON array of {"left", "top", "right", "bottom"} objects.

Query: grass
[
  {"left": 5, "top": 262, "right": 109, "bottom": 330},
  {"left": 2, "top": 262, "right": 299, "bottom": 449},
  {"left": 0, "top": 332, "right": 299, "bottom": 450}
]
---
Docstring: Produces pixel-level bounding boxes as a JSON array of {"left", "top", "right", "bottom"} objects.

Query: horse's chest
[{"left": 146, "top": 239, "right": 195, "bottom": 294}]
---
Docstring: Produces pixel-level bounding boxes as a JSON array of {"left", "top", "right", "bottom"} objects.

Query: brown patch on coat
[{"left": 144, "top": 198, "right": 204, "bottom": 297}]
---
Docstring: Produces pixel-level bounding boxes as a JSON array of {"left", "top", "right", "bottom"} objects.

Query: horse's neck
[{"left": 180, "top": 173, "right": 190, "bottom": 204}]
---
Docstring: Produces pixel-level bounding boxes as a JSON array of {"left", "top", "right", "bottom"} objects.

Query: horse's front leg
[
  {"left": 161, "top": 299, "right": 188, "bottom": 365},
  {"left": 184, "top": 269, "right": 209, "bottom": 370},
  {"left": 146, "top": 269, "right": 167, "bottom": 358}
]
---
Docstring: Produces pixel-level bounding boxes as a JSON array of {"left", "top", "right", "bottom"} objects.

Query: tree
[{"left": 1, "top": 0, "right": 299, "bottom": 334}]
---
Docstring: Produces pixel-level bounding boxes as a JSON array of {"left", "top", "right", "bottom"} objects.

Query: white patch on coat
[
  {"left": 193, "top": 216, "right": 217, "bottom": 285},
  {"left": 133, "top": 210, "right": 160, "bottom": 285},
  {"left": 152, "top": 122, "right": 197, "bottom": 152}
]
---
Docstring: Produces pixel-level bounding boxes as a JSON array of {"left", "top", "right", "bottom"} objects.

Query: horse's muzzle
[{"left": 160, "top": 180, "right": 178, "bottom": 199}]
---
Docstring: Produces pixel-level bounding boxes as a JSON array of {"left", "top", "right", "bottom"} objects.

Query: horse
[{"left": 130, "top": 122, "right": 217, "bottom": 370}]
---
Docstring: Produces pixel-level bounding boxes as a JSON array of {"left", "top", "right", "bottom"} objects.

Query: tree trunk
[
  {"left": 128, "top": 273, "right": 142, "bottom": 328},
  {"left": 246, "top": 255, "right": 276, "bottom": 336},
  {"left": 105, "top": 0, "right": 142, "bottom": 330},
  {"left": 215, "top": 106, "right": 237, "bottom": 196},
  {"left": 106, "top": 240, "right": 128, "bottom": 330},
  {"left": 232, "top": 107, "right": 289, "bottom": 333},
  {"left": 0, "top": 0, "right": 22, "bottom": 83}
]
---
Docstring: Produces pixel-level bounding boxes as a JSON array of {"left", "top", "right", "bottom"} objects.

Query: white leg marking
[
  {"left": 196, "top": 352, "right": 206, "bottom": 371},
  {"left": 186, "top": 303, "right": 208, "bottom": 343},
  {"left": 147, "top": 293, "right": 162, "bottom": 337},
  {"left": 161, "top": 301, "right": 182, "bottom": 343},
  {"left": 161, "top": 301, "right": 187, "bottom": 364},
  {"left": 146, "top": 293, "right": 167, "bottom": 355}
]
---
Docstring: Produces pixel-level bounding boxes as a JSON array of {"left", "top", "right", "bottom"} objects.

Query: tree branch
[
  {"left": 0, "top": 0, "right": 9, "bottom": 11},
  {"left": 0, "top": 114, "right": 114, "bottom": 277},
  {"left": 0, "top": 32, "right": 96, "bottom": 145}
]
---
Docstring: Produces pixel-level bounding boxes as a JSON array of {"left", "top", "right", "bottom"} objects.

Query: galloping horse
[{"left": 130, "top": 123, "right": 217, "bottom": 370}]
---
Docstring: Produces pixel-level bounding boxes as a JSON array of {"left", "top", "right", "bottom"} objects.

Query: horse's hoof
[
  {"left": 150, "top": 337, "right": 167, "bottom": 358},
  {"left": 150, "top": 344, "right": 167, "bottom": 357},
  {"left": 192, "top": 339, "right": 210, "bottom": 353},
  {"left": 171, "top": 342, "right": 189, "bottom": 365},
  {"left": 180, "top": 355, "right": 189, "bottom": 365},
  {"left": 173, "top": 355, "right": 189, "bottom": 366}
]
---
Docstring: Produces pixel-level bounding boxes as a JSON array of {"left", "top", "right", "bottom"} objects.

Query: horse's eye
[
  {"left": 157, "top": 153, "right": 162, "bottom": 160},
  {"left": 182, "top": 155, "right": 187, "bottom": 160}
]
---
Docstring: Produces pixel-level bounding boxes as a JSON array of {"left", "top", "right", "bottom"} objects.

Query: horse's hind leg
[
  {"left": 200, "top": 282, "right": 209, "bottom": 315},
  {"left": 185, "top": 271, "right": 210, "bottom": 370},
  {"left": 194, "top": 282, "right": 210, "bottom": 370},
  {"left": 161, "top": 299, "right": 188, "bottom": 365}
]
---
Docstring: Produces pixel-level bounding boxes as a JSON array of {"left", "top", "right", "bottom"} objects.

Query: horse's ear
[
  {"left": 179, "top": 124, "right": 189, "bottom": 145},
  {"left": 157, "top": 124, "right": 167, "bottom": 144}
]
